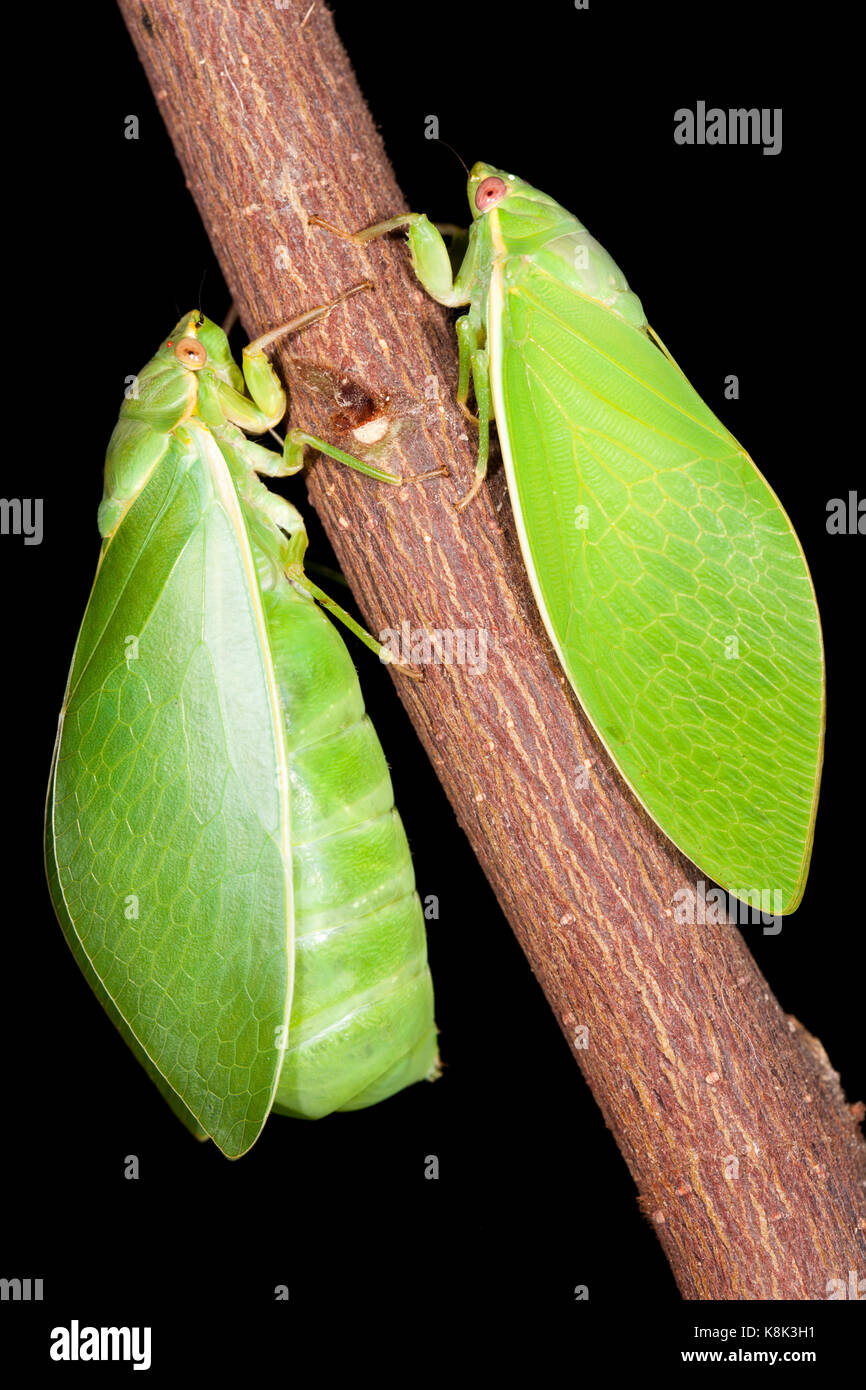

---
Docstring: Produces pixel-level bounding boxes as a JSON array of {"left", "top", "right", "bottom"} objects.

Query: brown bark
[{"left": 118, "top": 0, "right": 865, "bottom": 1299}]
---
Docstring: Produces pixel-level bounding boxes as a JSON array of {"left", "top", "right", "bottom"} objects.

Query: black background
[{"left": 2, "top": 0, "right": 862, "bottom": 1372}]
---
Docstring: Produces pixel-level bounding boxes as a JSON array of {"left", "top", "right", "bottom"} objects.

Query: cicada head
[{"left": 161, "top": 311, "right": 245, "bottom": 395}]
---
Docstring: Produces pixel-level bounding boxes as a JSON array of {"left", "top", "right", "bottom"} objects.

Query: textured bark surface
[{"left": 119, "top": 0, "right": 865, "bottom": 1299}]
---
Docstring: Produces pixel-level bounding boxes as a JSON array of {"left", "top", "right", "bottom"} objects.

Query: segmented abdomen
[{"left": 262, "top": 581, "right": 437, "bottom": 1118}]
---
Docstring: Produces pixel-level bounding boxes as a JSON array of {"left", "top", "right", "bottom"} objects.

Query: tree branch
[{"left": 119, "top": 0, "right": 865, "bottom": 1299}]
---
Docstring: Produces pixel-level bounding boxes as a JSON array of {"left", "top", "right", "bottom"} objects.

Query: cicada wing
[
  {"left": 44, "top": 775, "right": 209, "bottom": 1143},
  {"left": 489, "top": 259, "right": 824, "bottom": 913},
  {"left": 45, "top": 429, "right": 293, "bottom": 1156}
]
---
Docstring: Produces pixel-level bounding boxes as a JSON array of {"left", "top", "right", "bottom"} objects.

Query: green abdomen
[{"left": 262, "top": 581, "right": 437, "bottom": 1118}]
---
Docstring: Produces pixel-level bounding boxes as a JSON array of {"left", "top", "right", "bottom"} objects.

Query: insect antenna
[
  {"left": 435, "top": 138, "right": 469, "bottom": 177},
  {"left": 196, "top": 268, "right": 208, "bottom": 319}
]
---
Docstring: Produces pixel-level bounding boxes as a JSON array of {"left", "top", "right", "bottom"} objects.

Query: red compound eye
[
  {"left": 174, "top": 337, "right": 208, "bottom": 369},
  {"left": 475, "top": 176, "right": 507, "bottom": 212}
]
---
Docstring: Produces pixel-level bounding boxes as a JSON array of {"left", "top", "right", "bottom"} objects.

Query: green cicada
[
  {"left": 45, "top": 288, "right": 438, "bottom": 1157},
  {"left": 316, "top": 163, "right": 824, "bottom": 914}
]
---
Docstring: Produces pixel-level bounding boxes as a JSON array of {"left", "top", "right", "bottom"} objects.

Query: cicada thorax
[
  {"left": 97, "top": 332, "right": 202, "bottom": 540},
  {"left": 523, "top": 230, "right": 648, "bottom": 328},
  {"left": 488, "top": 199, "right": 647, "bottom": 330}
]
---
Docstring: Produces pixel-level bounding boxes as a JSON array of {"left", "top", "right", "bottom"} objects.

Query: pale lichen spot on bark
[
  {"left": 272, "top": 160, "right": 309, "bottom": 226},
  {"left": 353, "top": 416, "right": 389, "bottom": 445}
]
